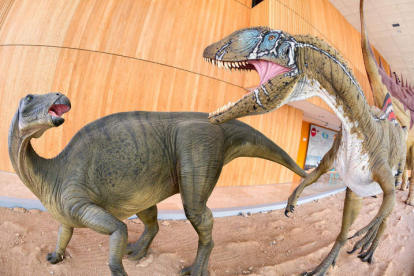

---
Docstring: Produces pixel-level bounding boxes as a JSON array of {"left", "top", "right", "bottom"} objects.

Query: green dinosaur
[
  {"left": 359, "top": 0, "right": 414, "bottom": 206},
  {"left": 203, "top": 25, "right": 407, "bottom": 275},
  {"left": 8, "top": 92, "right": 306, "bottom": 276}
]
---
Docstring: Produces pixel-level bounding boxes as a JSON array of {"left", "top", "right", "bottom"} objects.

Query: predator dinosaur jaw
[{"left": 204, "top": 57, "right": 292, "bottom": 119}]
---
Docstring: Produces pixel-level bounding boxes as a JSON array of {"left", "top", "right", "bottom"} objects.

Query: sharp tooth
[{"left": 224, "top": 62, "right": 229, "bottom": 69}]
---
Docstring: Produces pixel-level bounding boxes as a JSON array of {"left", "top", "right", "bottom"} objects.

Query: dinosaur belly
[{"left": 334, "top": 133, "right": 383, "bottom": 197}]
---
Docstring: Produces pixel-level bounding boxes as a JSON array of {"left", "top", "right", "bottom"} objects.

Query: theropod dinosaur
[
  {"left": 8, "top": 92, "right": 307, "bottom": 276},
  {"left": 203, "top": 26, "right": 407, "bottom": 275},
  {"left": 360, "top": 0, "right": 414, "bottom": 206}
]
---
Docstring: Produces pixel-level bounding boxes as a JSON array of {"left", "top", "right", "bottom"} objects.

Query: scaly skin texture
[
  {"left": 359, "top": 0, "right": 414, "bottom": 206},
  {"left": 8, "top": 93, "right": 307, "bottom": 276},
  {"left": 203, "top": 24, "right": 407, "bottom": 275}
]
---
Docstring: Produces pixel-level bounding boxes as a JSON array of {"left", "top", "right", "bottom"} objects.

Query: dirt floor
[{"left": 1, "top": 190, "right": 413, "bottom": 276}]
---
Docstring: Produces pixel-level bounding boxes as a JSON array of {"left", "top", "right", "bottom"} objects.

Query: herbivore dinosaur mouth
[
  {"left": 48, "top": 104, "right": 70, "bottom": 117},
  {"left": 204, "top": 58, "right": 292, "bottom": 118},
  {"left": 48, "top": 96, "right": 71, "bottom": 126}
]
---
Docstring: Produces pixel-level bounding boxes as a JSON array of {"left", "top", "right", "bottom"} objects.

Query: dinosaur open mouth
[
  {"left": 204, "top": 58, "right": 291, "bottom": 118},
  {"left": 48, "top": 96, "right": 71, "bottom": 126},
  {"left": 48, "top": 104, "right": 70, "bottom": 117}
]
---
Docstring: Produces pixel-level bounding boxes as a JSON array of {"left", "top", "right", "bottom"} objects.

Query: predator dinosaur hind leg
[
  {"left": 347, "top": 169, "right": 396, "bottom": 263},
  {"left": 285, "top": 132, "right": 339, "bottom": 216},
  {"left": 301, "top": 188, "right": 362, "bottom": 276},
  {"left": 47, "top": 224, "right": 73, "bottom": 264},
  {"left": 405, "top": 145, "right": 414, "bottom": 205},
  {"left": 400, "top": 166, "right": 408, "bottom": 191},
  {"left": 126, "top": 205, "right": 159, "bottom": 260},
  {"left": 406, "top": 169, "right": 414, "bottom": 206}
]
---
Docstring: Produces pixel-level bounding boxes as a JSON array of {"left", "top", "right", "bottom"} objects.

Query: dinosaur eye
[
  {"left": 25, "top": 94, "right": 34, "bottom": 102},
  {"left": 269, "top": 35, "right": 276, "bottom": 41}
]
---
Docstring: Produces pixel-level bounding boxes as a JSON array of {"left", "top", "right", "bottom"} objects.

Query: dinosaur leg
[
  {"left": 406, "top": 169, "right": 414, "bottom": 206},
  {"left": 180, "top": 205, "right": 214, "bottom": 276},
  {"left": 348, "top": 172, "right": 395, "bottom": 263},
  {"left": 47, "top": 224, "right": 73, "bottom": 264},
  {"left": 301, "top": 188, "right": 362, "bottom": 276},
  {"left": 80, "top": 205, "right": 128, "bottom": 276},
  {"left": 285, "top": 136, "right": 338, "bottom": 216},
  {"left": 400, "top": 166, "right": 408, "bottom": 191},
  {"left": 178, "top": 159, "right": 221, "bottom": 276},
  {"left": 126, "top": 205, "right": 159, "bottom": 260}
]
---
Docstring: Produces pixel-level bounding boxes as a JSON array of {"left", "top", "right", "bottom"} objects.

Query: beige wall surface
[{"left": 0, "top": 0, "right": 388, "bottom": 187}]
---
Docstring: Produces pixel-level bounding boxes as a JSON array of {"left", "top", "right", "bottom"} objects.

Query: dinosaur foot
[
  {"left": 347, "top": 219, "right": 381, "bottom": 263},
  {"left": 109, "top": 264, "right": 128, "bottom": 276},
  {"left": 300, "top": 242, "right": 343, "bottom": 276},
  {"left": 300, "top": 259, "right": 337, "bottom": 276},
  {"left": 46, "top": 252, "right": 64, "bottom": 264},
  {"left": 180, "top": 265, "right": 209, "bottom": 276},
  {"left": 125, "top": 242, "right": 149, "bottom": 261},
  {"left": 284, "top": 204, "right": 295, "bottom": 217},
  {"left": 405, "top": 198, "right": 414, "bottom": 206}
]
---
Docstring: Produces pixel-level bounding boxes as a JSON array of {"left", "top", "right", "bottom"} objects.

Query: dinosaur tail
[
  {"left": 222, "top": 121, "right": 307, "bottom": 178},
  {"left": 360, "top": 0, "right": 389, "bottom": 107}
]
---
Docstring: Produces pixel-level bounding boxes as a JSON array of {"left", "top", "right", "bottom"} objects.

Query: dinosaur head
[
  {"left": 203, "top": 27, "right": 300, "bottom": 124},
  {"left": 16, "top": 92, "right": 71, "bottom": 138}
]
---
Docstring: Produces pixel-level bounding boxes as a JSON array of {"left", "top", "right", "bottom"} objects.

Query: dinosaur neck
[
  {"left": 8, "top": 112, "right": 53, "bottom": 200},
  {"left": 293, "top": 36, "right": 377, "bottom": 140}
]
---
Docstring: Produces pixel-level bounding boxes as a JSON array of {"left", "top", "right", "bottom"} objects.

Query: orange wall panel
[
  {"left": 296, "top": 121, "right": 311, "bottom": 169},
  {"left": 62, "top": 0, "right": 250, "bottom": 87}
]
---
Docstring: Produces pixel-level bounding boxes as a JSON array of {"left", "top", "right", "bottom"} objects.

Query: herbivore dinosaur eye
[
  {"left": 25, "top": 95, "right": 34, "bottom": 103},
  {"left": 269, "top": 35, "right": 276, "bottom": 41}
]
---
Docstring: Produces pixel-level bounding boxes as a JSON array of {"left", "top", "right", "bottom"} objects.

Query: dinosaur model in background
[
  {"left": 360, "top": 0, "right": 414, "bottom": 206},
  {"left": 8, "top": 92, "right": 307, "bottom": 276},
  {"left": 203, "top": 24, "right": 407, "bottom": 275}
]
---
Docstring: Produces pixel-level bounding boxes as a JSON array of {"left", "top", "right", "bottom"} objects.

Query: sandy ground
[{"left": 1, "top": 190, "right": 413, "bottom": 276}]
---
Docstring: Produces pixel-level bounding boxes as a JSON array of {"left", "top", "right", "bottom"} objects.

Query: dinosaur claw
[
  {"left": 347, "top": 247, "right": 358, "bottom": 254},
  {"left": 290, "top": 205, "right": 294, "bottom": 212},
  {"left": 347, "top": 233, "right": 357, "bottom": 240},
  {"left": 332, "top": 260, "right": 336, "bottom": 268},
  {"left": 284, "top": 209, "right": 290, "bottom": 218}
]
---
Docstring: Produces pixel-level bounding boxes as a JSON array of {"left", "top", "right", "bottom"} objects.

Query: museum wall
[{"left": 0, "top": 0, "right": 391, "bottom": 187}]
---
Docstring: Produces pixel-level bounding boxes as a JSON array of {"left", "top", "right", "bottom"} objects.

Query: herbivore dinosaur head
[
  {"left": 203, "top": 27, "right": 300, "bottom": 124},
  {"left": 16, "top": 93, "right": 71, "bottom": 138}
]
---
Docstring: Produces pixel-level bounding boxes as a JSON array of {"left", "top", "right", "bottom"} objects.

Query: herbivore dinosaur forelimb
[{"left": 203, "top": 15, "right": 407, "bottom": 275}]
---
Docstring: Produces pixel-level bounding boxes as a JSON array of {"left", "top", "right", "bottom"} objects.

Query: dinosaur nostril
[{"left": 56, "top": 93, "right": 60, "bottom": 96}]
